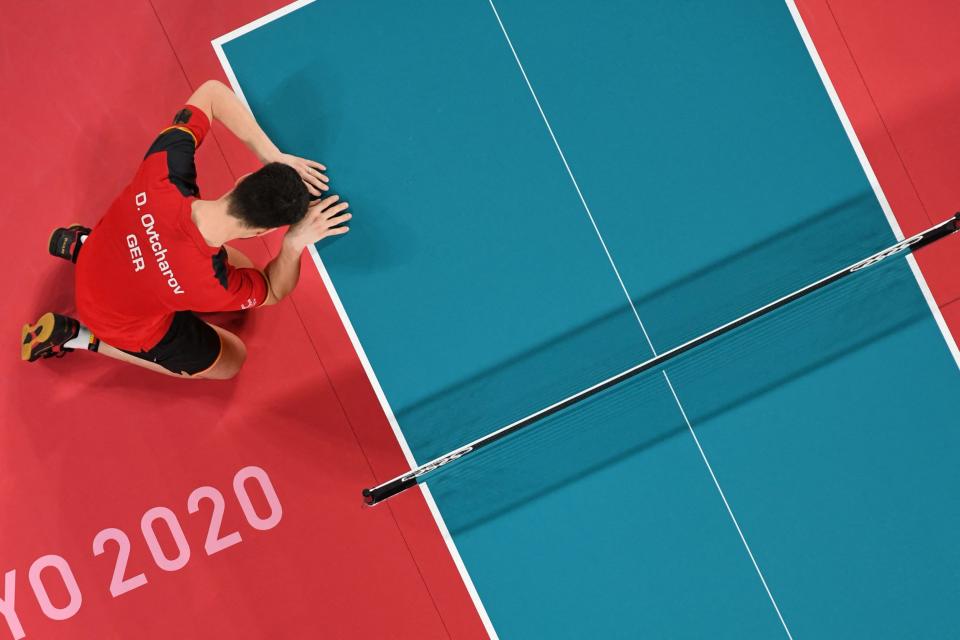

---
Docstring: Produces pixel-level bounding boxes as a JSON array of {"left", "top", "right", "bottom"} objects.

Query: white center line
[{"left": 487, "top": 1, "right": 793, "bottom": 637}]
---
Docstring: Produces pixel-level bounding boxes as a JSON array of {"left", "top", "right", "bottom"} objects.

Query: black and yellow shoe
[
  {"left": 21, "top": 313, "right": 80, "bottom": 362},
  {"left": 48, "top": 224, "right": 91, "bottom": 263}
]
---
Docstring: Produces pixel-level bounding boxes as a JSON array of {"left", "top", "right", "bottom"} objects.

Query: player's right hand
[{"left": 286, "top": 195, "right": 351, "bottom": 249}]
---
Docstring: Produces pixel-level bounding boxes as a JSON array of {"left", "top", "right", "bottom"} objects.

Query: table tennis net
[
  {"left": 400, "top": 195, "right": 887, "bottom": 462},
  {"left": 363, "top": 212, "right": 959, "bottom": 507}
]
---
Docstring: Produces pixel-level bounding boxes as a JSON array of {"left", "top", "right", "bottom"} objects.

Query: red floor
[
  {"left": 0, "top": 2, "right": 484, "bottom": 638},
  {"left": 795, "top": 0, "right": 960, "bottom": 316},
  {"left": 1, "top": 2, "right": 957, "bottom": 639}
]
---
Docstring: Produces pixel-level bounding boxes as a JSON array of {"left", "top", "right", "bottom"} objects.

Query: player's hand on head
[
  {"left": 285, "top": 195, "right": 351, "bottom": 249},
  {"left": 270, "top": 152, "right": 329, "bottom": 195}
]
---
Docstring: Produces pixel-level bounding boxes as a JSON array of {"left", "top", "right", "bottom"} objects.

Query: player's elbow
[
  {"left": 200, "top": 79, "right": 227, "bottom": 90},
  {"left": 194, "top": 79, "right": 228, "bottom": 97},
  {"left": 260, "top": 284, "right": 288, "bottom": 307},
  {"left": 186, "top": 80, "right": 227, "bottom": 117}
]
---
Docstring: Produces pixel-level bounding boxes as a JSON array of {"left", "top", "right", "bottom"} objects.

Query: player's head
[{"left": 227, "top": 163, "right": 310, "bottom": 235}]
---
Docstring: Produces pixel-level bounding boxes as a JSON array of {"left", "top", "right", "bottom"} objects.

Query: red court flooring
[{"left": 1, "top": 1, "right": 957, "bottom": 638}]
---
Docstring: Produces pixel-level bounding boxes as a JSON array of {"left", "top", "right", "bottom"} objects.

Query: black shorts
[{"left": 123, "top": 311, "right": 222, "bottom": 375}]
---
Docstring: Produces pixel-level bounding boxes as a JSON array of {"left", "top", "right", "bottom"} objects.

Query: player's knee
[
  {"left": 218, "top": 357, "right": 245, "bottom": 380},
  {"left": 197, "top": 336, "right": 246, "bottom": 380},
  {"left": 218, "top": 340, "right": 247, "bottom": 379}
]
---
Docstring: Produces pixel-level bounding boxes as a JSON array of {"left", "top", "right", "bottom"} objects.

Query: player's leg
[
  {"left": 22, "top": 311, "right": 247, "bottom": 379},
  {"left": 107, "top": 312, "right": 247, "bottom": 379},
  {"left": 95, "top": 342, "right": 189, "bottom": 377},
  {"left": 94, "top": 325, "right": 245, "bottom": 379},
  {"left": 192, "top": 324, "right": 247, "bottom": 380}
]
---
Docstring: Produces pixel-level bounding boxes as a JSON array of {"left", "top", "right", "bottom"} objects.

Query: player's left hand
[{"left": 270, "top": 153, "right": 330, "bottom": 195}]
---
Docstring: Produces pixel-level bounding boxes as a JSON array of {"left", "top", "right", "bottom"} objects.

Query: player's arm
[
  {"left": 261, "top": 195, "right": 351, "bottom": 306},
  {"left": 185, "top": 80, "right": 329, "bottom": 195}
]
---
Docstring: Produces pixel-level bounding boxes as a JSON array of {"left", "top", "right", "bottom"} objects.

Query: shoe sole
[{"left": 21, "top": 312, "right": 56, "bottom": 361}]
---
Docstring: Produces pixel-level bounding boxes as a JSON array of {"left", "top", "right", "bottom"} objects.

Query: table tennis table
[{"left": 217, "top": 1, "right": 960, "bottom": 636}]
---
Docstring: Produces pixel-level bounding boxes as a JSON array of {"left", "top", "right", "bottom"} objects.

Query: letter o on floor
[{"left": 28, "top": 555, "right": 82, "bottom": 621}]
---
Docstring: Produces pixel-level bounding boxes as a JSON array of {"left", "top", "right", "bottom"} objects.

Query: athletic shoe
[
  {"left": 21, "top": 312, "right": 80, "bottom": 362},
  {"left": 48, "top": 225, "right": 90, "bottom": 263}
]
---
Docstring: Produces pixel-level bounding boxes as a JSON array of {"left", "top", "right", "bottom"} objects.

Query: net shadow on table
[
  {"left": 401, "top": 192, "right": 889, "bottom": 462},
  {"left": 426, "top": 253, "right": 927, "bottom": 534}
]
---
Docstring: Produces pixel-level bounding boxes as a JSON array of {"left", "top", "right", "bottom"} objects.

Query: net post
[{"left": 363, "top": 476, "right": 417, "bottom": 506}]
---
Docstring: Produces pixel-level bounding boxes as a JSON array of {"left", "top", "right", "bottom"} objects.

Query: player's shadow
[{"left": 252, "top": 70, "right": 411, "bottom": 272}]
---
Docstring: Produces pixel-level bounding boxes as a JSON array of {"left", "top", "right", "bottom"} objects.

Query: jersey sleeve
[
  {"left": 193, "top": 247, "right": 269, "bottom": 312},
  {"left": 143, "top": 105, "right": 211, "bottom": 197}
]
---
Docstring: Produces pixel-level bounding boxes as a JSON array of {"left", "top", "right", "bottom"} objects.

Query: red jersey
[{"left": 75, "top": 106, "right": 268, "bottom": 352}]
